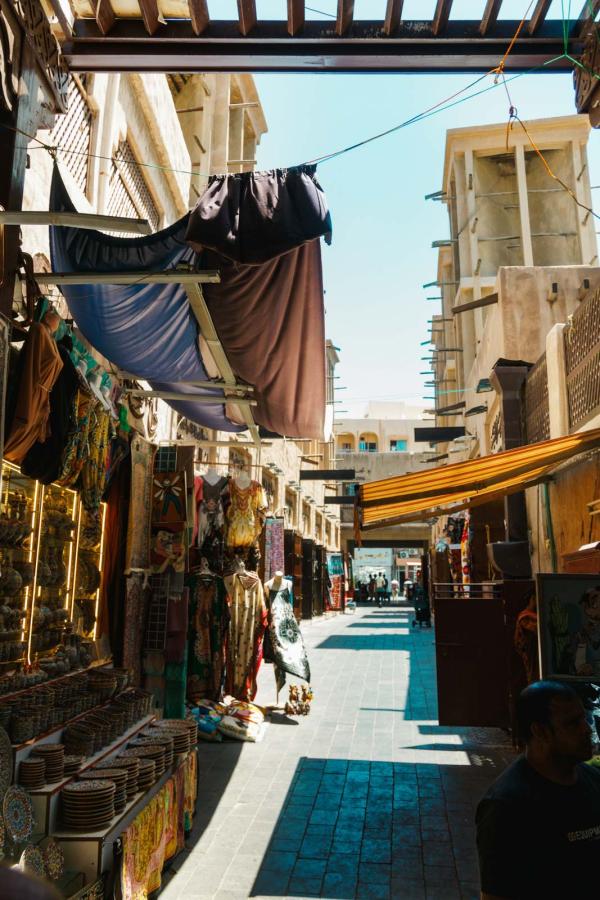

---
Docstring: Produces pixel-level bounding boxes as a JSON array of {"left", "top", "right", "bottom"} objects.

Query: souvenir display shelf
[{"left": 0, "top": 461, "right": 106, "bottom": 668}]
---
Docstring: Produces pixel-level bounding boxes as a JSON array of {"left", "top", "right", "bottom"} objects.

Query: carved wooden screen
[
  {"left": 106, "top": 139, "right": 160, "bottom": 232},
  {"left": 524, "top": 353, "right": 550, "bottom": 444},
  {"left": 565, "top": 286, "right": 600, "bottom": 431},
  {"left": 50, "top": 75, "right": 93, "bottom": 197}
]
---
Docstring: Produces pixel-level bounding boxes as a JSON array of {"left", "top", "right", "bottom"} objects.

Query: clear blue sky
[{"left": 242, "top": 1, "right": 600, "bottom": 415}]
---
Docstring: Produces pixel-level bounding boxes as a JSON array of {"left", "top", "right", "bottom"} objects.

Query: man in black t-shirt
[{"left": 476, "top": 680, "right": 600, "bottom": 900}]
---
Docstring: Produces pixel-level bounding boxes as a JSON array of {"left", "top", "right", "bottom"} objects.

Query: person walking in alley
[
  {"left": 376, "top": 572, "right": 386, "bottom": 606},
  {"left": 476, "top": 680, "right": 600, "bottom": 899},
  {"left": 367, "top": 574, "right": 376, "bottom": 604}
]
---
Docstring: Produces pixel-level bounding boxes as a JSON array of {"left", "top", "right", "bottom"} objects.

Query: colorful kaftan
[
  {"left": 224, "top": 571, "right": 267, "bottom": 700},
  {"left": 225, "top": 480, "right": 267, "bottom": 549},
  {"left": 187, "top": 574, "right": 229, "bottom": 702}
]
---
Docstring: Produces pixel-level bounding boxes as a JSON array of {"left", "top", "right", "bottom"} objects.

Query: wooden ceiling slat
[
  {"left": 528, "top": 0, "right": 552, "bottom": 33},
  {"left": 287, "top": 0, "right": 304, "bottom": 36},
  {"left": 480, "top": 0, "right": 502, "bottom": 35},
  {"left": 383, "top": 0, "right": 403, "bottom": 36},
  {"left": 138, "top": 0, "right": 160, "bottom": 35},
  {"left": 188, "top": 0, "right": 209, "bottom": 36},
  {"left": 336, "top": 0, "right": 354, "bottom": 37},
  {"left": 578, "top": 0, "right": 600, "bottom": 34},
  {"left": 432, "top": 0, "right": 453, "bottom": 36},
  {"left": 95, "top": 0, "right": 115, "bottom": 35},
  {"left": 237, "top": 0, "right": 257, "bottom": 36}
]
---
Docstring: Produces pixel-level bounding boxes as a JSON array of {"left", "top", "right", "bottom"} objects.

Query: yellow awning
[{"left": 358, "top": 427, "right": 600, "bottom": 530}]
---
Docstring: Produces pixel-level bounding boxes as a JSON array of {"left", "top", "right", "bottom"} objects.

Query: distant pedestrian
[
  {"left": 390, "top": 579, "right": 400, "bottom": 603},
  {"left": 383, "top": 575, "right": 390, "bottom": 604},
  {"left": 376, "top": 572, "right": 386, "bottom": 606},
  {"left": 368, "top": 575, "right": 376, "bottom": 604},
  {"left": 476, "top": 681, "right": 600, "bottom": 900}
]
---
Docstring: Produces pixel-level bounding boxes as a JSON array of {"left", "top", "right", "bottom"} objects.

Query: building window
[
  {"left": 50, "top": 75, "right": 94, "bottom": 197},
  {"left": 107, "top": 139, "right": 161, "bottom": 232},
  {"left": 359, "top": 441, "right": 377, "bottom": 452},
  {"left": 390, "top": 439, "right": 408, "bottom": 452}
]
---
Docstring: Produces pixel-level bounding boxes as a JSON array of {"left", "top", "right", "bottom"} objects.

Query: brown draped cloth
[
  {"left": 99, "top": 451, "right": 131, "bottom": 654},
  {"left": 5, "top": 322, "right": 63, "bottom": 463},
  {"left": 186, "top": 166, "right": 330, "bottom": 440}
]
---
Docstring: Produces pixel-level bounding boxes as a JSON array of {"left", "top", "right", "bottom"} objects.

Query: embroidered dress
[
  {"left": 187, "top": 574, "right": 229, "bottom": 702},
  {"left": 57, "top": 389, "right": 93, "bottom": 487},
  {"left": 224, "top": 571, "right": 267, "bottom": 700},
  {"left": 225, "top": 480, "right": 267, "bottom": 549}
]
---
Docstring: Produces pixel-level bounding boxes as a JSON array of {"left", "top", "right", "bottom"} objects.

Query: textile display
[
  {"left": 218, "top": 700, "right": 266, "bottom": 742},
  {"left": 120, "top": 751, "right": 196, "bottom": 900},
  {"left": 461, "top": 512, "right": 471, "bottom": 585},
  {"left": 80, "top": 405, "right": 113, "bottom": 511},
  {"left": 185, "top": 165, "right": 332, "bottom": 264},
  {"left": 327, "top": 553, "right": 344, "bottom": 611},
  {"left": 187, "top": 574, "right": 229, "bottom": 702},
  {"left": 125, "top": 435, "right": 156, "bottom": 573},
  {"left": 192, "top": 474, "right": 229, "bottom": 570},
  {"left": 21, "top": 338, "right": 80, "bottom": 484},
  {"left": 224, "top": 571, "right": 268, "bottom": 701},
  {"left": 4, "top": 321, "right": 63, "bottom": 464},
  {"left": 100, "top": 452, "right": 130, "bottom": 645},
  {"left": 152, "top": 472, "right": 186, "bottom": 524},
  {"left": 0, "top": 316, "right": 9, "bottom": 492},
  {"left": 56, "top": 388, "right": 93, "bottom": 487},
  {"left": 225, "top": 480, "right": 268, "bottom": 549},
  {"left": 123, "top": 574, "right": 150, "bottom": 687},
  {"left": 50, "top": 164, "right": 328, "bottom": 440},
  {"left": 264, "top": 517, "right": 285, "bottom": 581},
  {"left": 266, "top": 585, "right": 310, "bottom": 693}
]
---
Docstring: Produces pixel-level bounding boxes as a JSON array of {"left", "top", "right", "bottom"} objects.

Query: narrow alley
[{"left": 161, "top": 606, "right": 515, "bottom": 900}]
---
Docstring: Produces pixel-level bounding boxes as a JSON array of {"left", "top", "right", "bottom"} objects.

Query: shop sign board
[{"left": 537, "top": 574, "right": 600, "bottom": 680}]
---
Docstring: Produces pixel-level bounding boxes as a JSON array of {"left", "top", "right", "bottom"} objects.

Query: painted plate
[
  {"left": 0, "top": 727, "right": 13, "bottom": 800},
  {"left": 3, "top": 786, "right": 34, "bottom": 842},
  {"left": 19, "top": 844, "right": 45, "bottom": 879},
  {"left": 44, "top": 838, "right": 65, "bottom": 880}
]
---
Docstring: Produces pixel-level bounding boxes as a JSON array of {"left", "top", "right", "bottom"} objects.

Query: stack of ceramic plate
[
  {"left": 63, "top": 755, "right": 84, "bottom": 777},
  {"left": 151, "top": 721, "right": 191, "bottom": 754},
  {"left": 125, "top": 742, "right": 166, "bottom": 776},
  {"left": 31, "top": 743, "right": 64, "bottom": 783},
  {"left": 132, "top": 733, "right": 174, "bottom": 768},
  {"left": 111, "top": 756, "right": 140, "bottom": 799},
  {"left": 185, "top": 716, "right": 199, "bottom": 745},
  {"left": 133, "top": 756, "right": 155, "bottom": 791},
  {"left": 64, "top": 722, "right": 95, "bottom": 757},
  {"left": 61, "top": 780, "right": 115, "bottom": 830},
  {"left": 81, "top": 769, "right": 128, "bottom": 813},
  {"left": 18, "top": 758, "right": 46, "bottom": 790}
]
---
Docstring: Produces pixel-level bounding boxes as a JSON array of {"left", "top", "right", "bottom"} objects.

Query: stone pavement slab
[{"left": 160, "top": 605, "right": 514, "bottom": 899}]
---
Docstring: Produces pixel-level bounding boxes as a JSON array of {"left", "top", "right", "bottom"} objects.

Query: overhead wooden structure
[{"left": 54, "top": 0, "right": 597, "bottom": 73}]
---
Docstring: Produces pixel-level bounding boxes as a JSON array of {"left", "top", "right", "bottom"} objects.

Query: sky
[{"left": 220, "top": 0, "right": 600, "bottom": 417}]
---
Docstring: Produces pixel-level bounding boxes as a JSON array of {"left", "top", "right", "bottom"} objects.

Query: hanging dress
[
  {"left": 193, "top": 475, "right": 229, "bottom": 569},
  {"left": 187, "top": 573, "right": 230, "bottom": 702},
  {"left": 266, "top": 584, "right": 310, "bottom": 693},
  {"left": 225, "top": 480, "right": 267, "bottom": 549},
  {"left": 225, "top": 571, "right": 267, "bottom": 700}
]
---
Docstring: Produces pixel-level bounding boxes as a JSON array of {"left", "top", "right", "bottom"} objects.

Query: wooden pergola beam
[
  {"left": 138, "top": 0, "right": 161, "bottom": 36},
  {"left": 336, "top": 0, "right": 354, "bottom": 37},
  {"left": 237, "top": 0, "right": 257, "bottom": 36},
  {"left": 188, "top": 0, "right": 209, "bottom": 36},
  {"left": 34, "top": 270, "right": 221, "bottom": 285},
  {"left": 0, "top": 210, "right": 151, "bottom": 234},
  {"left": 578, "top": 0, "right": 600, "bottom": 34},
  {"left": 432, "top": 0, "right": 453, "bottom": 36},
  {"left": 383, "top": 0, "right": 403, "bottom": 36},
  {"left": 528, "top": 0, "right": 552, "bottom": 34},
  {"left": 95, "top": 0, "right": 115, "bottom": 35},
  {"left": 287, "top": 0, "right": 304, "bottom": 36},
  {"left": 480, "top": 0, "right": 502, "bottom": 35}
]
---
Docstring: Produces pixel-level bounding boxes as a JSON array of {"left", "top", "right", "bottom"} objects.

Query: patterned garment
[
  {"left": 193, "top": 475, "right": 229, "bottom": 549},
  {"left": 225, "top": 480, "right": 268, "bottom": 549},
  {"left": 224, "top": 571, "right": 268, "bottom": 700},
  {"left": 80, "top": 406, "right": 113, "bottom": 511},
  {"left": 267, "top": 585, "right": 310, "bottom": 693},
  {"left": 187, "top": 574, "right": 229, "bottom": 702},
  {"left": 56, "top": 388, "right": 93, "bottom": 486},
  {"left": 152, "top": 472, "right": 186, "bottom": 525},
  {"left": 264, "top": 517, "right": 285, "bottom": 580},
  {"left": 126, "top": 435, "right": 157, "bottom": 572}
]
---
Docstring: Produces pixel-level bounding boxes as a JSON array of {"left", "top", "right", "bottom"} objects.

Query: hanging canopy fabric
[
  {"left": 358, "top": 427, "right": 600, "bottom": 530},
  {"left": 49, "top": 165, "right": 328, "bottom": 438}
]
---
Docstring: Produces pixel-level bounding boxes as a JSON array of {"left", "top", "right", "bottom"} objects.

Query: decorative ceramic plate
[
  {"left": 63, "top": 780, "right": 115, "bottom": 794},
  {"left": 3, "top": 785, "right": 34, "bottom": 842},
  {"left": 0, "top": 726, "right": 13, "bottom": 799},
  {"left": 0, "top": 813, "right": 5, "bottom": 859},
  {"left": 19, "top": 844, "right": 45, "bottom": 879},
  {"left": 43, "top": 838, "right": 65, "bottom": 880}
]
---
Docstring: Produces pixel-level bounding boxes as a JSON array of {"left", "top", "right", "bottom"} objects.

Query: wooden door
[
  {"left": 302, "top": 539, "right": 315, "bottom": 620},
  {"left": 434, "top": 583, "right": 511, "bottom": 728}
]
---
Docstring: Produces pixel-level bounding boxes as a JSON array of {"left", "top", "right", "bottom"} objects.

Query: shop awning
[{"left": 358, "top": 427, "right": 600, "bottom": 530}]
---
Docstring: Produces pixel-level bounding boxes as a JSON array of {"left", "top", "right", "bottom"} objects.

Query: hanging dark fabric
[{"left": 185, "top": 166, "right": 332, "bottom": 264}]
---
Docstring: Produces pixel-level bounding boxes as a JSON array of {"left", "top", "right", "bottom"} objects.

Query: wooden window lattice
[
  {"left": 525, "top": 353, "right": 550, "bottom": 444},
  {"left": 50, "top": 75, "right": 93, "bottom": 197},
  {"left": 565, "top": 285, "right": 600, "bottom": 430},
  {"left": 107, "top": 139, "right": 160, "bottom": 232}
]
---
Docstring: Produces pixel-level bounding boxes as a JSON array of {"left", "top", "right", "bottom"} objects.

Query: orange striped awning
[{"left": 358, "top": 427, "right": 600, "bottom": 531}]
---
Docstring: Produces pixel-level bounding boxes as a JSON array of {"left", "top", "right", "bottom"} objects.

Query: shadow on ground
[{"left": 248, "top": 755, "right": 510, "bottom": 899}]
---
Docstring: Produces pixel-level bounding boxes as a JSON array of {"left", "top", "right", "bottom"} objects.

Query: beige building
[
  {"left": 21, "top": 71, "right": 340, "bottom": 553},
  {"left": 428, "top": 115, "right": 600, "bottom": 573}
]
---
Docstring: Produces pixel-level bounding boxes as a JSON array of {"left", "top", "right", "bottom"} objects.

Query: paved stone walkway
[{"left": 161, "top": 604, "right": 515, "bottom": 899}]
